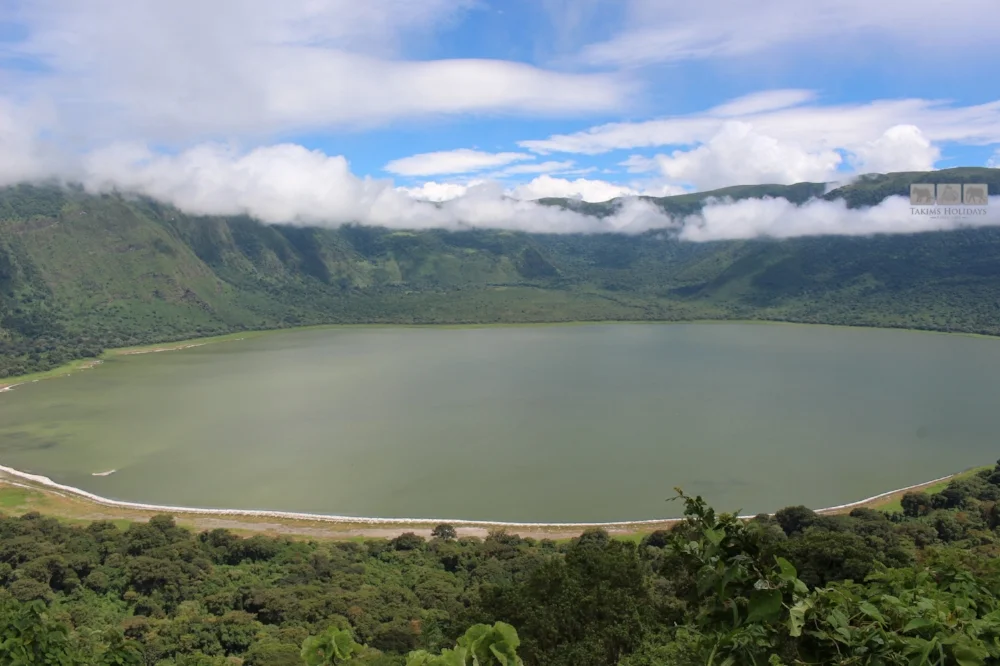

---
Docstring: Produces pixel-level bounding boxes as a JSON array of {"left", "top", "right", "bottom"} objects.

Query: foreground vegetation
[
  {"left": 4, "top": 461, "right": 1000, "bottom": 664},
  {"left": 3, "top": 167, "right": 1000, "bottom": 378}
]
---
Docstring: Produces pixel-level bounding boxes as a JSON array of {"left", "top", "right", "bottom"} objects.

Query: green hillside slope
[{"left": 1, "top": 167, "right": 999, "bottom": 378}]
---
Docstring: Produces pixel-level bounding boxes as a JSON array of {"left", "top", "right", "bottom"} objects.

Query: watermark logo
[
  {"left": 911, "top": 183, "right": 988, "bottom": 218},
  {"left": 964, "top": 184, "right": 988, "bottom": 205},
  {"left": 910, "top": 183, "right": 935, "bottom": 205},
  {"left": 937, "top": 183, "right": 961, "bottom": 205}
]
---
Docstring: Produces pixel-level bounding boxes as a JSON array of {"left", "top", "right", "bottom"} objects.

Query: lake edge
[{"left": 5, "top": 317, "right": 998, "bottom": 390}]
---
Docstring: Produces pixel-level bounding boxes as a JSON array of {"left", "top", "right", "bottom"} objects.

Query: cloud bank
[
  {"left": 76, "top": 142, "right": 670, "bottom": 234},
  {"left": 679, "top": 195, "right": 1000, "bottom": 241},
  {"left": 507, "top": 176, "right": 643, "bottom": 202},
  {"left": 63, "top": 140, "right": 999, "bottom": 241},
  {"left": 394, "top": 175, "right": 643, "bottom": 204}
]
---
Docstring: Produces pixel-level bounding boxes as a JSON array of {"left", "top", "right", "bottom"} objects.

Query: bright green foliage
[
  {"left": 663, "top": 491, "right": 809, "bottom": 664},
  {"left": 0, "top": 599, "right": 76, "bottom": 665},
  {"left": 0, "top": 599, "right": 142, "bottom": 665},
  {"left": 788, "top": 568, "right": 1000, "bottom": 665},
  {"left": 404, "top": 623, "right": 523, "bottom": 666},
  {"left": 454, "top": 623, "right": 522, "bottom": 666},
  {"left": 656, "top": 489, "right": 1000, "bottom": 665},
  {"left": 301, "top": 627, "right": 362, "bottom": 665}
]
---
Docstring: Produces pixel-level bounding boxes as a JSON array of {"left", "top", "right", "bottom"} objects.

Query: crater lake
[{"left": 1, "top": 323, "right": 999, "bottom": 523}]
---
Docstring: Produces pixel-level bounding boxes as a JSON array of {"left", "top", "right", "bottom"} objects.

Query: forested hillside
[
  {"left": 4, "top": 167, "right": 1000, "bottom": 663},
  {"left": 4, "top": 465, "right": 1000, "bottom": 664},
  {"left": 2, "top": 167, "right": 999, "bottom": 378}
]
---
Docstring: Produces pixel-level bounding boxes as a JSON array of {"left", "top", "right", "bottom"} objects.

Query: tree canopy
[{"left": 4, "top": 462, "right": 1000, "bottom": 663}]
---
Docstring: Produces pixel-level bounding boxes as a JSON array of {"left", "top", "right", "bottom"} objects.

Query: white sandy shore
[{"left": 0, "top": 463, "right": 957, "bottom": 529}]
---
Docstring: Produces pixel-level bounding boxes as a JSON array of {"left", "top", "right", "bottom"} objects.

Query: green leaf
[
  {"left": 704, "top": 528, "right": 725, "bottom": 547},
  {"left": 788, "top": 598, "right": 814, "bottom": 637},
  {"left": 746, "top": 589, "right": 783, "bottom": 624},
  {"left": 827, "top": 609, "right": 848, "bottom": 629},
  {"left": 441, "top": 647, "right": 470, "bottom": 666},
  {"left": 721, "top": 567, "right": 742, "bottom": 596},
  {"left": 952, "top": 643, "right": 989, "bottom": 666},
  {"left": 859, "top": 601, "right": 886, "bottom": 624},
  {"left": 458, "top": 624, "right": 490, "bottom": 649},
  {"left": 332, "top": 630, "right": 357, "bottom": 660},
  {"left": 775, "top": 557, "right": 797, "bottom": 582},
  {"left": 902, "top": 617, "right": 935, "bottom": 633},
  {"left": 492, "top": 622, "right": 520, "bottom": 649},
  {"left": 405, "top": 650, "right": 436, "bottom": 666},
  {"left": 301, "top": 627, "right": 361, "bottom": 666}
]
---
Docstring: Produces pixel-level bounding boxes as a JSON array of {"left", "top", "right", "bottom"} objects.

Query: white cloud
[
  {"left": 384, "top": 150, "right": 534, "bottom": 176},
  {"left": 519, "top": 91, "right": 1000, "bottom": 190},
  {"left": 0, "top": 1, "right": 995, "bottom": 242},
  {"left": 508, "top": 175, "right": 641, "bottom": 202},
  {"left": 599, "top": 199, "right": 678, "bottom": 232},
  {"left": 681, "top": 195, "right": 1000, "bottom": 242},
  {"left": 493, "top": 160, "right": 577, "bottom": 176},
  {"left": 0, "top": 100, "right": 57, "bottom": 186},
  {"left": 519, "top": 93, "right": 1000, "bottom": 156},
  {"left": 652, "top": 121, "right": 844, "bottom": 190},
  {"left": 635, "top": 182, "right": 689, "bottom": 197},
  {"left": 579, "top": 0, "right": 1000, "bottom": 67},
  {"left": 5, "top": 0, "right": 631, "bottom": 145},
  {"left": 397, "top": 173, "right": 667, "bottom": 204},
  {"left": 440, "top": 185, "right": 674, "bottom": 233},
  {"left": 80, "top": 142, "right": 388, "bottom": 225},
  {"left": 386, "top": 155, "right": 590, "bottom": 183},
  {"left": 75, "top": 140, "right": 680, "bottom": 234},
  {"left": 395, "top": 180, "right": 483, "bottom": 202},
  {"left": 849, "top": 125, "right": 940, "bottom": 174},
  {"left": 521, "top": 117, "right": 716, "bottom": 155},
  {"left": 624, "top": 123, "right": 940, "bottom": 194},
  {"left": 987, "top": 150, "right": 1000, "bottom": 168},
  {"left": 707, "top": 89, "right": 817, "bottom": 117},
  {"left": 619, "top": 155, "right": 659, "bottom": 173},
  {"left": 32, "top": 138, "right": 1000, "bottom": 241}
]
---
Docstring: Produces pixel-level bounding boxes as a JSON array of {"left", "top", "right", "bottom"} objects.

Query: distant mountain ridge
[
  {"left": 538, "top": 166, "right": 999, "bottom": 214},
  {"left": 1, "top": 167, "right": 999, "bottom": 378}
]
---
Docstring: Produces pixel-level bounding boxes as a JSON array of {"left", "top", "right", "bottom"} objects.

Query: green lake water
[{"left": 1, "top": 323, "right": 999, "bottom": 523}]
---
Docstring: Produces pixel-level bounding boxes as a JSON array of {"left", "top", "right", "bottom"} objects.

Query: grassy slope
[{"left": 2, "top": 167, "right": 1000, "bottom": 379}]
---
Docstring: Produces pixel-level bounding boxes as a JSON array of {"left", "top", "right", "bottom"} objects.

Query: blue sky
[
  {"left": 277, "top": 0, "right": 1000, "bottom": 193},
  {"left": 0, "top": 0, "right": 997, "bottom": 235},
  {"left": 319, "top": 0, "right": 998, "bottom": 178}
]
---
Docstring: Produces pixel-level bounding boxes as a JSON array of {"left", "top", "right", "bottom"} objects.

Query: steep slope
[{"left": 1, "top": 168, "right": 999, "bottom": 378}]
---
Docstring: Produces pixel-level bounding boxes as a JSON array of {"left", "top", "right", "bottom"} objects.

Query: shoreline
[
  {"left": 2, "top": 318, "right": 998, "bottom": 391},
  {"left": 0, "top": 463, "right": 966, "bottom": 535},
  {"left": 0, "top": 319, "right": 991, "bottom": 536}
]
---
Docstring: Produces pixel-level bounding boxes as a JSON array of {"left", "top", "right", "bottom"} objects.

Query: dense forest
[
  {"left": 1, "top": 168, "right": 999, "bottom": 379},
  {"left": 3, "top": 463, "right": 1000, "bottom": 665}
]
